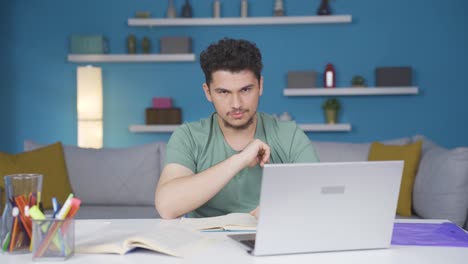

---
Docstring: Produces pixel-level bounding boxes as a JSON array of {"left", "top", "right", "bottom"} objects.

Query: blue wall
[
  {"left": 2, "top": 0, "right": 468, "bottom": 153},
  {"left": 0, "top": 1, "right": 14, "bottom": 152}
]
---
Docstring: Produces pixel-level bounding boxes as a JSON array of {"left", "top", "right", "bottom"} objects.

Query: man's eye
[{"left": 241, "top": 88, "right": 251, "bottom": 93}]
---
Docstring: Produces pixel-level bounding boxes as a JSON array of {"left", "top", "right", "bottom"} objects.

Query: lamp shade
[
  {"left": 77, "top": 66, "right": 103, "bottom": 120},
  {"left": 77, "top": 66, "right": 103, "bottom": 148},
  {"left": 78, "top": 120, "right": 103, "bottom": 149}
]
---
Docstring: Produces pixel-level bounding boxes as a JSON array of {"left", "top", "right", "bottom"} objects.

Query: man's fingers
[
  {"left": 258, "top": 145, "right": 270, "bottom": 167},
  {"left": 242, "top": 139, "right": 271, "bottom": 168},
  {"left": 250, "top": 206, "right": 260, "bottom": 218}
]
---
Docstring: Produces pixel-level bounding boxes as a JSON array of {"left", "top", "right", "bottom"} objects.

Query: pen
[
  {"left": 65, "top": 198, "right": 81, "bottom": 219},
  {"left": 1, "top": 232, "right": 10, "bottom": 252},
  {"left": 55, "top": 194, "right": 74, "bottom": 220},
  {"left": 30, "top": 193, "right": 37, "bottom": 207},
  {"left": 29, "top": 206, "right": 46, "bottom": 220},
  {"left": 13, "top": 196, "right": 32, "bottom": 240},
  {"left": 28, "top": 193, "right": 32, "bottom": 207},
  {"left": 29, "top": 205, "right": 64, "bottom": 255},
  {"left": 52, "top": 197, "right": 59, "bottom": 218},
  {"left": 37, "top": 192, "right": 41, "bottom": 206},
  {"left": 52, "top": 193, "right": 74, "bottom": 256},
  {"left": 61, "top": 197, "right": 81, "bottom": 256}
]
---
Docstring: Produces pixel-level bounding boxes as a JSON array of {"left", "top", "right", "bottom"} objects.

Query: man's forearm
[{"left": 155, "top": 153, "right": 247, "bottom": 219}]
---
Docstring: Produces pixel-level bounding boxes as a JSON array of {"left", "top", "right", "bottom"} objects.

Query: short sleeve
[
  {"left": 289, "top": 127, "right": 320, "bottom": 163},
  {"left": 164, "top": 125, "right": 197, "bottom": 172}
]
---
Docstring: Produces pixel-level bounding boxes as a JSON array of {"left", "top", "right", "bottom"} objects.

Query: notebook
[{"left": 229, "top": 161, "right": 404, "bottom": 256}]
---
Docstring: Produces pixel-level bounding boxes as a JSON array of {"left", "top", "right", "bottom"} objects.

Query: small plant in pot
[
  {"left": 322, "top": 98, "right": 341, "bottom": 124},
  {"left": 351, "top": 75, "right": 366, "bottom": 87}
]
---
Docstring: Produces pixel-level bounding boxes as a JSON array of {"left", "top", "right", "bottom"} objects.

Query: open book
[
  {"left": 180, "top": 213, "right": 257, "bottom": 231},
  {"left": 75, "top": 220, "right": 216, "bottom": 257}
]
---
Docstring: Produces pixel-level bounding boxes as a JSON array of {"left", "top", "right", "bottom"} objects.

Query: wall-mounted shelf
[
  {"left": 129, "top": 123, "right": 351, "bottom": 133},
  {"left": 67, "top": 54, "right": 196, "bottom": 63},
  {"left": 298, "top": 123, "right": 351, "bottom": 132},
  {"left": 283, "top": 87, "right": 419, "bottom": 96},
  {"left": 129, "top": 125, "right": 180, "bottom": 133},
  {"left": 128, "top": 15, "right": 352, "bottom": 27}
]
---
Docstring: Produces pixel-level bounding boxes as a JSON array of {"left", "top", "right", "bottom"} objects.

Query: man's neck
[{"left": 218, "top": 114, "right": 257, "bottom": 151}]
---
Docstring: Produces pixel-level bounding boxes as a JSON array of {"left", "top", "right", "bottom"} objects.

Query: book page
[
  {"left": 76, "top": 219, "right": 217, "bottom": 257},
  {"left": 180, "top": 213, "right": 257, "bottom": 231},
  {"left": 76, "top": 227, "right": 138, "bottom": 255},
  {"left": 126, "top": 225, "right": 215, "bottom": 257}
]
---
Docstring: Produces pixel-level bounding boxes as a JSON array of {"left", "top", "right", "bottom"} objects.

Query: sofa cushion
[
  {"left": 413, "top": 146, "right": 468, "bottom": 228},
  {"left": 312, "top": 137, "right": 411, "bottom": 162},
  {"left": 24, "top": 141, "right": 165, "bottom": 207},
  {"left": 412, "top": 135, "right": 441, "bottom": 155},
  {"left": 368, "top": 141, "right": 423, "bottom": 217},
  {"left": 0, "top": 142, "right": 73, "bottom": 209},
  {"left": 73, "top": 205, "right": 160, "bottom": 219}
]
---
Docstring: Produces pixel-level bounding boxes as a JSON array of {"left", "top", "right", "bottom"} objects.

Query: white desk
[{"left": 1, "top": 219, "right": 467, "bottom": 264}]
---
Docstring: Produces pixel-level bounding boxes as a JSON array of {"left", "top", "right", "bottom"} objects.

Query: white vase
[
  {"left": 241, "top": 0, "right": 248, "bottom": 18},
  {"left": 274, "top": 0, "right": 284, "bottom": 16},
  {"left": 167, "top": 0, "right": 177, "bottom": 18},
  {"left": 213, "top": 0, "right": 221, "bottom": 18}
]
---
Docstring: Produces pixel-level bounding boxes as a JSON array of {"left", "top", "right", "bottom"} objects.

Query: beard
[{"left": 221, "top": 110, "right": 256, "bottom": 131}]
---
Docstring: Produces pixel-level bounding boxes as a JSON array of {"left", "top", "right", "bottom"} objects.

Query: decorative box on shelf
[
  {"left": 152, "top": 97, "right": 173, "bottom": 109},
  {"left": 70, "top": 35, "right": 108, "bottom": 54},
  {"left": 145, "top": 108, "right": 182, "bottom": 125},
  {"left": 375, "top": 67, "right": 412, "bottom": 87},
  {"left": 160, "top": 37, "right": 192, "bottom": 54},
  {"left": 287, "top": 71, "right": 318, "bottom": 88}
]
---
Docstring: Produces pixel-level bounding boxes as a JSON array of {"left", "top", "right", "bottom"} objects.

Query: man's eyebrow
[
  {"left": 213, "top": 87, "right": 229, "bottom": 92},
  {"left": 213, "top": 84, "right": 255, "bottom": 93},
  {"left": 240, "top": 84, "right": 255, "bottom": 90}
]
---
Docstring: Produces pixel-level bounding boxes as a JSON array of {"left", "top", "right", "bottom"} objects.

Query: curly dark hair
[{"left": 200, "top": 38, "right": 263, "bottom": 86}]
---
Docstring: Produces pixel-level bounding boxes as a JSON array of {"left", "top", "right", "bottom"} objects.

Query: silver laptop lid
[{"left": 254, "top": 161, "right": 403, "bottom": 256}]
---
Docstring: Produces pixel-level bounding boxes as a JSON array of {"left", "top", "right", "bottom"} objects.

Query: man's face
[{"left": 203, "top": 70, "right": 263, "bottom": 130}]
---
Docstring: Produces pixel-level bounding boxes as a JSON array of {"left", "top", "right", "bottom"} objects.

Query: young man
[{"left": 155, "top": 38, "right": 319, "bottom": 219}]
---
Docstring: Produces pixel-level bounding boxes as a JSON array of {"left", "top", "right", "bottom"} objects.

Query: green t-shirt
[{"left": 164, "top": 112, "right": 319, "bottom": 217}]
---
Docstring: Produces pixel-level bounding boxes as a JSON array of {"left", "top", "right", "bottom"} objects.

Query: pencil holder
[
  {"left": 1, "top": 174, "right": 43, "bottom": 254},
  {"left": 32, "top": 218, "right": 75, "bottom": 261}
]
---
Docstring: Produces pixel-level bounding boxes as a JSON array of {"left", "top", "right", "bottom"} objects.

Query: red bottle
[{"left": 324, "top": 63, "right": 336, "bottom": 88}]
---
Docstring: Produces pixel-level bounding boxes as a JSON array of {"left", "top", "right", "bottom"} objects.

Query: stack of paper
[{"left": 180, "top": 213, "right": 257, "bottom": 231}]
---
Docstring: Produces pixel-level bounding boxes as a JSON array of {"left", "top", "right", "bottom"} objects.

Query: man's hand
[
  {"left": 239, "top": 139, "right": 271, "bottom": 168},
  {"left": 250, "top": 206, "right": 260, "bottom": 218}
]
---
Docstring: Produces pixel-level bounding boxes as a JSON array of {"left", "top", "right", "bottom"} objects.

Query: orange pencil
[
  {"left": 9, "top": 207, "right": 19, "bottom": 252},
  {"left": 14, "top": 196, "right": 32, "bottom": 239}
]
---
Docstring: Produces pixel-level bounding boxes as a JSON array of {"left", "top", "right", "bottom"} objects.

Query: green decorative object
[
  {"left": 142, "top": 37, "right": 151, "bottom": 54},
  {"left": 322, "top": 98, "right": 341, "bottom": 124},
  {"left": 351, "top": 75, "right": 366, "bottom": 87},
  {"left": 135, "top": 11, "right": 151, "bottom": 18},
  {"left": 127, "top": 34, "right": 137, "bottom": 54}
]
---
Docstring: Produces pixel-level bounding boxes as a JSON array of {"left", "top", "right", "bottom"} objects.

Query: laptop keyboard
[{"left": 240, "top": 239, "right": 256, "bottom": 249}]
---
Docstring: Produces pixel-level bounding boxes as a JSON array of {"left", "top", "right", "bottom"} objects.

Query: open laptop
[{"left": 229, "top": 161, "right": 404, "bottom": 256}]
